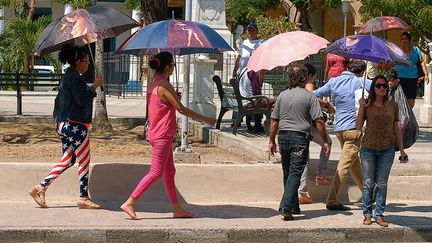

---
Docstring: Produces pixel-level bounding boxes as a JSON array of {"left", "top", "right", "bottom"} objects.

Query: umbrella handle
[{"left": 87, "top": 44, "right": 104, "bottom": 92}]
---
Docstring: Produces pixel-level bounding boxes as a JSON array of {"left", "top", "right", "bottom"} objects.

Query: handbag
[
  {"left": 416, "top": 51, "right": 425, "bottom": 79},
  {"left": 52, "top": 92, "right": 60, "bottom": 118},
  {"left": 389, "top": 85, "right": 419, "bottom": 150}
]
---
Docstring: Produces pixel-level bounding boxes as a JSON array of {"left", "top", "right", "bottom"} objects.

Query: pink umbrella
[{"left": 247, "top": 31, "right": 329, "bottom": 72}]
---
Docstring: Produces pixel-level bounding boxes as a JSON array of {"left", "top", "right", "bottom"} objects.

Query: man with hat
[{"left": 231, "top": 22, "right": 264, "bottom": 132}]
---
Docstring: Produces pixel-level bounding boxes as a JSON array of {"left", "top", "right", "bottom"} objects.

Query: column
[
  {"left": 420, "top": 42, "right": 432, "bottom": 124},
  {"left": 189, "top": 55, "right": 217, "bottom": 119},
  {"left": 129, "top": 9, "right": 140, "bottom": 82}
]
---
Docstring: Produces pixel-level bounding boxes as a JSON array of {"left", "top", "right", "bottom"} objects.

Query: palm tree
[{"left": 0, "top": 16, "right": 53, "bottom": 80}]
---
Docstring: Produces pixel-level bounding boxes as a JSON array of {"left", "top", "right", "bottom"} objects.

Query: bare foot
[
  {"left": 173, "top": 209, "right": 193, "bottom": 218},
  {"left": 120, "top": 202, "right": 142, "bottom": 220}
]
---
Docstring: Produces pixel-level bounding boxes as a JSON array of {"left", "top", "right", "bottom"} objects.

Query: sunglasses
[{"left": 374, "top": 83, "right": 388, "bottom": 89}]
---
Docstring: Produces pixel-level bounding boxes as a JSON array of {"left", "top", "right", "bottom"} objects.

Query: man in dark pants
[{"left": 269, "top": 61, "right": 330, "bottom": 220}]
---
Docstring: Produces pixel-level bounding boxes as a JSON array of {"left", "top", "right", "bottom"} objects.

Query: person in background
[
  {"left": 29, "top": 45, "right": 104, "bottom": 209},
  {"left": 314, "top": 59, "right": 371, "bottom": 211},
  {"left": 297, "top": 63, "right": 334, "bottom": 204},
  {"left": 232, "top": 22, "right": 264, "bottom": 132},
  {"left": 121, "top": 52, "right": 215, "bottom": 220},
  {"left": 356, "top": 75, "right": 407, "bottom": 227},
  {"left": 269, "top": 61, "right": 330, "bottom": 220},
  {"left": 395, "top": 32, "right": 429, "bottom": 108},
  {"left": 323, "top": 52, "right": 348, "bottom": 125}
]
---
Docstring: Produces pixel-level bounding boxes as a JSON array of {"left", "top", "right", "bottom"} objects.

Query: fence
[{"left": 0, "top": 72, "right": 62, "bottom": 115}]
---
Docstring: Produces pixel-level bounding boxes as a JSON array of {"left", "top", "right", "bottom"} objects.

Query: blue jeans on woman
[
  {"left": 278, "top": 130, "right": 310, "bottom": 213},
  {"left": 360, "top": 146, "right": 395, "bottom": 218}
]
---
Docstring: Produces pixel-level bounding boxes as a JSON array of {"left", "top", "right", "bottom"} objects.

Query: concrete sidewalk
[
  {"left": 1, "top": 201, "right": 432, "bottom": 242},
  {"left": 1, "top": 92, "right": 432, "bottom": 242}
]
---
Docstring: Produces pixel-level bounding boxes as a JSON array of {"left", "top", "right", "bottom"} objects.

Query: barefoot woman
[{"left": 121, "top": 52, "right": 215, "bottom": 220}]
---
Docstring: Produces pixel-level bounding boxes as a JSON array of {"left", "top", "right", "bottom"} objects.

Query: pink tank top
[{"left": 147, "top": 74, "right": 177, "bottom": 141}]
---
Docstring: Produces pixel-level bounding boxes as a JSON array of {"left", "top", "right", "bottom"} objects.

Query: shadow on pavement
[{"left": 89, "top": 163, "right": 279, "bottom": 219}]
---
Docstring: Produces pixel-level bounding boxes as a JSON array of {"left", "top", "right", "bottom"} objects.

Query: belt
[{"left": 278, "top": 130, "right": 307, "bottom": 136}]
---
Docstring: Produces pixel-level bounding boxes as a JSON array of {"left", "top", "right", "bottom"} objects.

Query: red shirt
[{"left": 326, "top": 53, "right": 348, "bottom": 80}]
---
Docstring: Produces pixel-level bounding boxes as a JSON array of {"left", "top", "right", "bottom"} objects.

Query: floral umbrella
[
  {"left": 32, "top": 6, "right": 139, "bottom": 56},
  {"left": 358, "top": 16, "right": 411, "bottom": 34},
  {"left": 326, "top": 34, "right": 410, "bottom": 66}
]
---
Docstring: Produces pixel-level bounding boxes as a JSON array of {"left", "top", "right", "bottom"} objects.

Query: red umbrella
[{"left": 358, "top": 16, "right": 411, "bottom": 34}]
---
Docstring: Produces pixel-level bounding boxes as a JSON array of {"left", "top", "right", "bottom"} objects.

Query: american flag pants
[{"left": 40, "top": 121, "right": 91, "bottom": 197}]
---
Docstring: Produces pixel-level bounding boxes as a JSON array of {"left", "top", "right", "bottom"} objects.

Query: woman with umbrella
[
  {"left": 29, "top": 44, "right": 104, "bottom": 209},
  {"left": 121, "top": 52, "right": 216, "bottom": 220},
  {"left": 395, "top": 32, "right": 429, "bottom": 108}
]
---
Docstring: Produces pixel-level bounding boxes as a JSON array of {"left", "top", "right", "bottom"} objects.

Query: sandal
[
  {"left": 363, "top": 216, "right": 372, "bottom": 225},
  {"left": 315, "top": 175, "right": 332, "bottom": 186},
  {"left": 77, "top": 197, "right": 101, "bottom": 209},
  {"left": 28, "top": 184, "right": 47, "bottom": 208}
]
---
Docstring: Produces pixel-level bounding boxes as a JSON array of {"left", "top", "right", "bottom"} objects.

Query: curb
[{"left": 0, "top": 227, "right": 431, "bottom": 242}]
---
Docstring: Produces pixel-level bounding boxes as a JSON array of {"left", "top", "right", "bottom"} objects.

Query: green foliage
[
  {"left": 255, "top": 16, "right": 299, "bottom": 41},
  {"left": 54, "top": 0, "right": 93, "bottom": 9},
  {"left": 124, "top": 0, "right": 141, "bottom": 10},
  {"left": 226, "top": 0, "right": 280, "bottom": 26},
  {"left": 359, "top": 0, "right": 432, "bottom": 42},
  {"left": 0, "top": 0, "right": 22, "bottom": 8},
  {"left": 0, "top": 16, "right": 52, "bottom": 72}
]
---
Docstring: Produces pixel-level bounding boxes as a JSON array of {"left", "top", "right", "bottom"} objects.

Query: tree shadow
[{"left": 89, "top": 163, "right": 278, "bottom": 219}]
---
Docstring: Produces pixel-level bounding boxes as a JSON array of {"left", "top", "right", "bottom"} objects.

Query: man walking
[
  {"left": 314, "top": 59, "right": 371, "bottom": 210},
  {"left": 269, "top": 61, "right": 330, "bottom": 220}
]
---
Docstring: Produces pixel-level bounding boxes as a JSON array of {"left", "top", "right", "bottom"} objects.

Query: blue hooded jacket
[{"left": 56, "top": 68, "right": 96, "bottom": 124}]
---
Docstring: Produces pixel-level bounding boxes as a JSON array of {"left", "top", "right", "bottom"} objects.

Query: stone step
[{"left": 2, "top": 163, "right": 431, "bottom": 203}]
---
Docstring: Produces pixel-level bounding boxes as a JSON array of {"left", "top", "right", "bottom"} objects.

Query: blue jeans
[
  {"left": 278, "top": 131, "right": 310, "bottom": 212},
  {"left": 360, "top": 146, "right": 395, "bottom": 218}
]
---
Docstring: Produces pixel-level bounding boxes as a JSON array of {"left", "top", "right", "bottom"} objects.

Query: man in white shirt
[{"left": 231, "top": 22, "right": 264, "bottom": 132}]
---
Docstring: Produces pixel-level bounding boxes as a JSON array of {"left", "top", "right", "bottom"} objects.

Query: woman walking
[
  {"left": 356, "top": 75, "right": 408, "bottom": 227},
  {"left": 29, "top": 45, "right": 104, "bottom": 209},
  {"left": 395, "top": 32, "right": 429, "bottom": 108},
  {"left": 121, "top": 52, "right": 215, "bottom": 220}
]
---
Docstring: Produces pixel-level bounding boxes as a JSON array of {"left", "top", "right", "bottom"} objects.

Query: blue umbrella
[
  {"left": 116, "top": 19, "right": 233, "bottom": 55},
  {"left": 327, "top": 35, "right": 410, "bottom": 66}
]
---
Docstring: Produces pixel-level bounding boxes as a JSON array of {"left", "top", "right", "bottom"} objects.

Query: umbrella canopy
[
  {"left": 32, "top": 6, "right": 139, "bottom": 56},
  {"left": 326, "top": 35, "right": 410, "bottom": 66},
  {"left": 116, "top": 19, "right": 233, "bottom": 55},
  {"left": 358, "top": 16, "right": 411, "bottom": 34},
  {"left": 247, "top": 31, "right": 329, "bottom": 72}
]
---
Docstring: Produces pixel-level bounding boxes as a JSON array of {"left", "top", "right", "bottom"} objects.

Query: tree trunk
[
  {"left": 299, "top": 7, "right": 312, "bottom": 31},
  {"left": 27, "top": 0, "right": 35, "bottom": 21},
  {"left": 141, "top": 0, "right": 168, "bottom": 25},
  {"left": 92, "top": 40, "right": 113, "bottom": 132}
]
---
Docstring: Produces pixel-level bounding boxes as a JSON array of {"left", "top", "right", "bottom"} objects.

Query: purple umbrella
[
  {"left": 116, "top": 19, "right": 233, "bottom": 55},
  {"left": 326, "top": 35, "right": 410, "bottom": 66}
]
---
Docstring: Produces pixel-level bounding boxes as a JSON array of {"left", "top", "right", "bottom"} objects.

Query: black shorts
[{"left": 399, "top": 78, "right": 418, "bottom": 99}]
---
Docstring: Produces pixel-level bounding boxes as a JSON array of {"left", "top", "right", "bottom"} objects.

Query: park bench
[
  {"left": 212, "top": 75, "right": 271, "bottom": 136},
  {"left": 0, "top": 72, "right": 62, "bottom": 115}
]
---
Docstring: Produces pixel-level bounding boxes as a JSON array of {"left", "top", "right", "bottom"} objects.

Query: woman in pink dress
[{"left": 121, "top": 52, "right": 216, "bottom": 220}]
